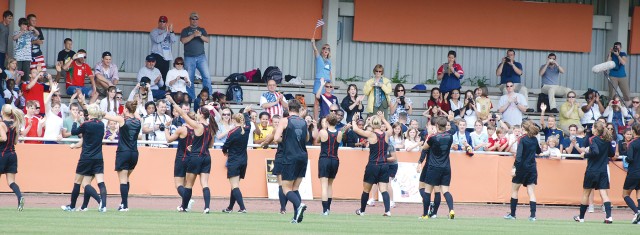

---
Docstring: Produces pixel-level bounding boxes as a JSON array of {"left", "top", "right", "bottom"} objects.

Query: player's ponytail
[
  {"left": 232, "top": 113, "right": 245, "bottom": 135},
  {"left": 594, "top": 122, "right": 613, "bottom": 142},
  {"left": 522, "top": 120, "right": 539, "bottom": 137}
]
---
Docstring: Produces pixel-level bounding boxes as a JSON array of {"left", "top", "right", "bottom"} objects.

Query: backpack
[
  {"left": 263, "top": 66, "right": 283, "bottom": 84},
  {"left": 244, "top": 68, "right": 262, "bottom": 83},
  {"left": 224, "top": 73, "right": 247, "bottom": 83},
  {"left": 537, "top": 93, "right": 550, "bottom": 112},
  {"left": 226, "top": 83, "right": 243, "bottom": 104}
]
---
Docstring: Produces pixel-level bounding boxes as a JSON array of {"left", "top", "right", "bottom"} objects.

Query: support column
[
  {"left": 322, "top": 0, "right": 339, "bottom": 81},
  {"left": 8, "top": 0, "right": 26, "bottom": 59},
  {"left": 606, "top": 0, "right": 630, "bottom": 50}
]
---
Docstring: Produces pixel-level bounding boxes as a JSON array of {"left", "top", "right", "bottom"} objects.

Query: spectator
[
  {"left": 437, "top": 50, "right": 464, "bottom": 95},
  {"left": 580, "top": 89, "right": 604, "bottom": 135},
  {"left": 607, "top": 42, "right": 630, "bottom": 104},
  {"left": 20, "top": 100, "right": 42, "bottom": 144},
  {"left": 305, "top": 114, "right": 319, "bottom": 146},
  {"left": 616, "top": 128, "right": 633, "bottom": 158},
  {"left": 390, "top": 84, "right": 413, "bottom": 124},
  {"left": 214, "top": 108, "right": 233, "bottom": 149},
  {"left": 141, "top": 101, "right": 156, "bottom": 122},
  {"left": 561, "top": 124, "right": 586, "bottom": 155},
  {"left": 335, "top": 109, "right": 345, "bottom": 131},
  {"left": 506, "top": 125, "right": 523, "bottom": 153},
  {"left": 165, "top": 57, "right": 191, "bottom": 96},
  {"left": 602, "top": 95, "right": 630, "bottom": 136},
  {"left": 316, "top": 80, "right": 339, "bottom": 119},
  {"left": 343, "top": 118, "right": 365, "bottom": 147},
  {"left": 55, "top": 38, "right": 75, "bottom": 82},
  {"left": 486, "top": 125, "right": 499, "bottom": 151},
  {"left": 21, "top": 66, "right": 51, "bottom": 116},
  {"left": 389, "top": 123, "right": 404, "bottom": 150},
  {"left": 558, "top": 91, "right": 584, "bottom": 133},
  {"left": 253, "top": 112, "right": 272, "bottom": 145},
  {"left": 498, "top": 81, "right": 528, "bottom": 126},
  {"left": 127, "top": 83, "right": 153, "bottom": 116},
  {"left": 448, "top": 89, "right": 462, "bottom": 119},
  {"left": 311, "top": 39, "right": 333, "bottom": 119},
  {"left": 606, "top": 122, "right": 621, "bottom": 141},
  {"left": 470, "top": 120, "right": 488, "bottom": 151},
  {"left": 0, "top": 10, "right": 12, "bottom": 71},
  {"left": 94, "top": 51, "right": 120, "bottom": 90},
  {"left": 494, "top": 127, "right": 510, "bottom": 152},
  {"left": 100, "top": 86, "right": 119, "bottom": 116},
  {"left": 4, "top": 78, "right": 20, "bottom": 108},
  {"left": 539, "top": 53, "right": 568, "bottom": 113},
  {"left": 451, "top": 119, "right": 471, "bottom": 150},
  {"left": 538, "top": 136, "right": 561, "bottom": 159},
  {"left": 51, "top": 87, "right": 70, "bottom": 118},
  {"left": 461, "top": 90, "right": 477, "bottom": 132},
  {"left": 27, "top": 14, "right": 45, "bottom": 72},
  {"left": 171, "top": 102, "right": 191, "bottom": 127},
  {"left": 474, "top": 87, "right": 492, "bottom": 122},
  {"left": 426, "top": 87, "right": 450, "bottom": 117},
  {"left": 364, "top": 64, "right": 392, "bottom": 119},
  {"left": 62, "top": 49, "right": 96, "bottom": 101},
  {"left": 137, "top": 55, "right": 164, "bottom": 100},
  {"left": 260, "top": 79, "right": 288, "bottom": 118},
  {"left": 341, "top": 84, "right": 364, "bottom": 123},
  {"left": 142, "top": 100, "right": 172, "bottom": 147},
  {"left": 5, "top": 58, "right": 23, "bottom": 84},
  {"left": 193, "top": 88, "right": 211, "bottom": 112},
  {"left": 404, "top": 127, "right": 421, "bottom": 152},
  {"left": 180, "top": 12, "right": 211, "bottom": 100},
  {"left": 539, "top": 103, "right": 564, "bottom": 143},
  {"left": 12, "top": 17, "right": 39, "bottom": 77},
  {"left": 104, "top": 120, "right": 119, "bottom": 145},
  {"left": 61, "top": 103, "right": 81, "bottom": 141},
  {"left": 629, "top": 97, "right": 640, "bottom": 118},
  {"left": 497, "top": 49, "right": 528, "bottom": 107},
  {"left": 150, "top": 15, "right": 178, "bottom": 89},
  {"left": 39, "top": 83, "right": 63, "bottom": 144},
  {"left": 396, "top": 112, "right": 409, "bottom": 133}
]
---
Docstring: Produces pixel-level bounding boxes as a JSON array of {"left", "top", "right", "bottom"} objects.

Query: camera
[
  {"left": 140, "top": 81, "right": 147, "bottom": 87},
  {"left": 158, "top": 123, "right": 166, "bottom": 131},
  {"left": 613, "top": 100, "right": 619, "bottom": 105},
  {"left": 504, "top": 57, "right": 511, "bottom": 63},
  {"left": 399, "top": 96, "right": 405, "bottom": 105},
  {"left": 492, "top": 113, "right": 497, "bottom": 119}
]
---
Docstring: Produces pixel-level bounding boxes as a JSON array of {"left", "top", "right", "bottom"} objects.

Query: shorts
[
  {"left": 187, "top": 156, "right": 211, "bottom": 174},
  {"left": 0, "top": 153, "right": 18, "bottom": 174},
  {"left": 318, "top": 158, "right": 339, "bottom": 178},
  {"left": 583, "top": 171, "right": 610, "bottom": 190},
  {"left": 115, "top": 151, "right": 139, "bottom": 171},
  {"left": 272, "top": 159, "right": 283, "bottom": 176},
  {"left": 76, "top": 159, "right": 104, "bottom": 176},
  {"left": 419, "top": 164, "right": 429, "bottom": 183},
  {"left": 313, "top": 78, "right": 325, "bottom": 95},
  {"left": 424, "top": 167, "right": 451, "bottom": 186},
  {"left": 363, "top": 164, "right": 389, "bottom": 184},
  {"left": 174, "top": 158, "right": 188, "bottom": 177},
  {"left": 512, "top": 170, "right": 537, "bottom": 186},
  {"left": 281, "top": 159, "right": 308, "bottom": 181},
  {"left": 227, "top": 164, "right": 247, "bottom": 179},
  {"left": 623, "top": 176, "right": 640, "bottom": 190},
  {"left": 388, "top": 164, "right": 398, "bottom": 178}
]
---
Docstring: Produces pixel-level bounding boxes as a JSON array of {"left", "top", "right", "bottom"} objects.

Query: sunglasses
[
  {"left": 397, "top": 89, "right": 405, "bottom": 92},
  {"left": 506, "top": 85, "right": 514, "bottom": 88},
  {"left": 568, "top": 96, "right": 575, "bottom": 98},
  {"left": 322, "top": 47, "right": 330, "bottom": 50},
  {"left": 330, "top": 110, "right": 338, "bottom": 112},
  {"left": 35, "top": 107, "right": 41, "bottom": 109},
  {"left": 52, "top": 94, "right": 58, "bottom": 97},
  {"left": 159, "top": 21, "right": 167, "bottom": 23},
  {"left": 222, "top": 113, "right": 231, "bottom": 116},
  {"left": 375, "top": 70, "right": 383, "bottom": 73},
  {"left": 116, "top": 96, "right": 123, "bottom": 99},
  {"left": 190, "top": 18, "right": 199, "bottom": 20},
  {"left": 325, "top": 86, "right": 333, "bottom": 88},
  {"left": 634, "top": 101, "right": 640, "bottom": 104}
]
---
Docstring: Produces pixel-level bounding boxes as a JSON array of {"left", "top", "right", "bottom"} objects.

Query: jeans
[
  {"left": 66, "top": 86, "right": 93, "bottom": 97},
  {"left": 184, "top": 54, "right": 211, "bottom": 100}
]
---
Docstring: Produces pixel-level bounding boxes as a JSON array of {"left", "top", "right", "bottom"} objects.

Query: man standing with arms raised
[{"left": 180, "top": 12, "right": 212, "bottom": 100}]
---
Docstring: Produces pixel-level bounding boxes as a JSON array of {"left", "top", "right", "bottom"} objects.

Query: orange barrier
[
  {"left": 631, "top": 7, "right": 640, "bottom": 54},
  {"left": 354, "top": 0, "right": 592, "bottom": 52},
  {"left": 26, "top": 0, "right": 323, "bottom": 39},
  {"left": 0, "top": 144, "right": 630, "bottom": 206}
]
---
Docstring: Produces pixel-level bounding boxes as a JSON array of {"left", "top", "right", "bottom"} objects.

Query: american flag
[{"left": 316, "top": 19, "right": 325, "bottom": 28}]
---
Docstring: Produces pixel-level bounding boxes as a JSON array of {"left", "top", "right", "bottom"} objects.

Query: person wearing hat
[
  {"left": 62, "top": 49, "right": 96, "bottom": 102},
  {"left": 180, "top": 12, "right": 211, "bottom": 100},
  {"left": 150, "top": 15, "right": 178, "bottom": 90},
  {"left": 94, "top": 51, "right": 120, "bottom": 90},
  {"left": 137, "top": 55, "right": 164, "bottom": 100}
]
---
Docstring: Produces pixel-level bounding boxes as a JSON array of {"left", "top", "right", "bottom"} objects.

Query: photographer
[
  {"left": 539, "top": 53, "right": 568, "bottom": 113},
  {"left": 580, "top": 89, "right": 605, "bottom": 137},
  {"left": 142, "top": 99, "right": 172, "bottom": 147},
  {"left": 390, "top": 84, "right": 412, "bottom": 124},
  {"left": 496, "top": 49, "right": 529, "bottom": 109},
  {"left": 437, "top": 50, "right": 464, "bottom": 95},
  {"left": 607, "top": 42, "right": 630, "bottom": 104},
  {"left": 165, "top": 57, "right": 191, "bottom": 97},
  {"left": 127, "top": 80, "right": 153, "bottom": 116}
]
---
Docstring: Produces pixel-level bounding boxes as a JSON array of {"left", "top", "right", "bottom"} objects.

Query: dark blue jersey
[
  {"left": 175, "top": 128, "right": 193, "bottom": 161},
  {"left": 514, "top": 136, "right": 541, "bottom": 172},
  {"left": 368, "top": 132, "right": 387, "bottom": 165},
  {"left": 625, "top": 138, "right": 640, "bottom": 178},
  {"left": 222, "top": 113, "right": 251, "bottom": 165},
  {"left": 320, "top": 130, "right": 339, "bottom": 160},
  {"left": 116, "top": 118, "right": 141, "bottom": 152},
  {"left": 72, "top": 119, "right": 105, "bottom": 160},
  {"left": 584, "top": 136, "right": 615, "bottom": 173},
  {"left": 0, "top": 121, "right": 17, "bottom": 156},
  {"left": 282, "top": 115, "right": 308, "bottom": 164},
  {"left": 274, "top": 142, "right": 284, "bottom": 163},
  {"left": 189, "top": 123, "right": 212, "bottom": 158},
  {"left": 426, "top": 132, "right": 453, "bottom": 169},
  {"left": 542, "top": 127, "right": 564, "bottom": 143}
]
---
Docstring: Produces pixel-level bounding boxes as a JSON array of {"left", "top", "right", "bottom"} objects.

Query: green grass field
[{"left": 0, "top": 208, "right": 637, "bottom": 234}]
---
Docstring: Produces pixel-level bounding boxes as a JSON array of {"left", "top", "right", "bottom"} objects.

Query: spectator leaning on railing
[
  {"left": 539, "top": 103, "right": 564, "bottom": 143},
  {"left": 561, "top": 124, "right": 586, "bottom": 154},
  {"left": 38, "top": 82, "right": 64, "bottom": 144}
]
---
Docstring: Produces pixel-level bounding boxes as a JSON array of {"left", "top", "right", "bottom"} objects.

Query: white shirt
[
  {"left": 581, "top": 103, "right": 602, "bottom": 124},
  {"left": 143, "top": 113, "right": 170, "bottom": 147},
  {"left": 42, "top": 109, "right": 64, "bottom": 140},
  {"left": 165, "top": 68, "right": 190, "bottom": 93},
  {"left": 100, "top": 98, "right": 119, "bottom": 116},
  {"left": 498, "top": 93, "right": 528, "bottom": 126},
  {"left": 449, "top": 99, "right": 462, "bottom": 119},
  {"left": 248, "top": 122, "right": 256, "bottom": 146}
]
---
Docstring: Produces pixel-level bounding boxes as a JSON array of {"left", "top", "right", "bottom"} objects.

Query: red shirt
[
  {"left": 21, "top": 82, "right": 48, "bottom": 115},
  {"left": 488, "top": 136, "right": 498, "bottom": 148},
  {"left": 427, "top": 99, "right": 451, "bottom": 116},
  {"left": 66, "top": 62, "right": 93, "bottom": 88},
  {"left": 24, "top": 116, "right": 43, "bottom": 144}
]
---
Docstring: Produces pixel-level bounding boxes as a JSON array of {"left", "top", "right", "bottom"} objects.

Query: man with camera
[
  {"left": 580, "top": 89, "right": 604, "bottom": 136},
  {"left": 137, "top": 55, "right": 165, "bottom": 100},
  {"left": 497, "top": 49, "right": 529, "bottom": 110},
  {"left": 607, "top": 42, "right": 630, "bottom": 104},
  {"left": 498, "top": 81, "right": 528, "bottom": 126},
  {"left": 539, "top": 53, "right": 568, "bottom": 113},
  {"left": 142, "top": 99, "right": 172, "bottom": 147}
]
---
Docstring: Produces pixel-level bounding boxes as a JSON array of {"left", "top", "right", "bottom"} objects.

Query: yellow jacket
[{"left": 363, "top": 77, "right": 392, "bottom": 113}]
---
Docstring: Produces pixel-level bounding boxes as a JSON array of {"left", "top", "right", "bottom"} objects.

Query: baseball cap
[
  {"left": 190, "top": 12, "right": 199, "bottom": 19},
  {"left": 140, "top": 76, "right": 151, "bottom": 84},
  {"left": 145, "top": 55, "right": 156, "bottom": 62},
  {"left": 159, "top": 16, "right": 168, "bottom": 22},
  {"left": 102, "top": 51, "right": 111, "bottom": 58}
]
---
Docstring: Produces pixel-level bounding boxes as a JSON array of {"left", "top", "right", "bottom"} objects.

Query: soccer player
[
  {"left": 574, "top": 122, "right": 615, "bottom": 223},
  {"left": 0, "top": 104, "right": 26, "bottom": 211},
  {"left": 318, "top": 113, "right": 348, "bottom": 215},
  {"left": 418, "top": 118, "right": 442, "bottom": 219},
  {"left": 103, "top": 100, "right": 141, "bottom": 212},
  {"left": 421, "top": 116, "right": 456, "bottom": 220},
  {"left": 504, "top": 120, "right": 540, "bottom": 221},
  {"left": 622, "top": 123, "right": 640, "bottom": 224},
  {"left": 353, "top": 111, "right": 394, "bottom": 216},
  {"left": 221, "top": 107, "right": 253, "bottom": 213},
  {"left": 166, "top": 95, "right": 218, "bottom": 214},
  {"left": 165, "top": 112, "right": 196, "bottom": 211},
  {"left": 273, "top": 99, "right": 309, "bottom": 223},
  {"left": 260, "top": 113, "right": 288, "bottom": 214}
]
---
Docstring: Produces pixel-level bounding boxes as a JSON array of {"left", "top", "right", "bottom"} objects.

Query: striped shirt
[{"left": 260, "top": 91, "right": 287, "bottom": 117}]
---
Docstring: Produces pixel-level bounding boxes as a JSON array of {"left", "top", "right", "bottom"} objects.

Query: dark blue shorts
[
  {"left": 363, "top": 164, "right": 389, "bottom": 184},
  {"left": 76, "top": 159, "right": 104, "bottom": 176},
  {"left": 281, "top": 159, "right": 307, "bottom": 181},
  {"left": 583, "top": 171, "right": 609, "bottom": 190},
  {"left": 388, "top": 164, "right": 398, "bottom": 178},
  {"left": 187, "top": 156, "right": 211, "bottom": 174},
  {"left": 512, "top": 170, "right": 537, "bottom": 186},
  {"left": 425, "top": 167, "right": 451, "bottom": 186},
  {"left": 623, "top": 176, "right": 640, "bottom": 190},
  {"left": 318, "top": 158, "right": 339, "bottom": 178},
  {"left": 0, "top": 153, "right": 18, "bottom": 174},
  {"left": 115, "top": 151, "right": 139, "bottom": 171},
  {"left": 272, "top": 159, "right": 283, "bottom": 176},
  {"left": 174, "top": 158, "right": 188, "bottom": 177},
  {"left": 227, "top": 164, "right": 247, "bottom": 179}
]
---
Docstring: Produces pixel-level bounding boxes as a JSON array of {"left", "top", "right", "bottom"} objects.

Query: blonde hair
[
  {"left": 2, "top": 104, "right": 25, "bottom": 143},
  {"left": 232, "top": 113, "right": 245, "bottom": 135},
  {"left": 370, "top": 116, "right": 382, "bottom": 129},
  {"left": 86, "top": 103, "right": 104, "bottom": 119},
  {"left": 546, "top": 136, "right": 558, "bottom": 147}
]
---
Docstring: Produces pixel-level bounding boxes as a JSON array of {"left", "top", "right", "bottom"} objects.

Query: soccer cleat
[
  {"left": 203, "top": 208, "right": 210, "bottom": 214},
  {"left": 427, "top": 202, "right": 434, "bottom": 217},
  {"left": 279, "top": 210, "right": 287, "bottom": 215},
  {"left": 587, "top": 205, "right": 594, "bottom": 213},
  {"left": 78, "top": 208, "right": 88, "bottom": 212},
  {"left": 573, "top": 216, "right": 584, "bottom": 223},
  {"left": 430, "top": 214, "right": 438, "bottom": 219},
  {"left": 118, "top": 208, "right": 129, "bottom": 212},
  {"left": 632, "top": 213, "right": 640, "bottom": 224},
  {"left": 504, "top": 213, "right": 516, "bottom": 220},
  {"left": 390, "top": 201, "right": 396, "bottom": 208},
  {"left": 221, "top": 208, "right": 232, "bottom": 213},
  {"left": 295, "top": 204, "right": 307, "bottom": 223},
  {"left": 237, "top": 209, "right": 247, "bottom": 214},
  {"left": 61, "top": 205, "right": 74, "bottom": 212},
  {"left": 98, "top": 206, "right": 107, "bottom": 213},
  {"left": 322, "top": 210, "right": 330, "bottom": 216},
  {"left": 187, "top": 199, "right": 195, "bottom": 212},
  {"left": 367, "top": 199, "right": 376, "bottom": 207},
  {"left": 383, "top": 211, "right": 391, "bottom": 217},
  {"left": 449, "top": 210, "right": 455, "bottom": 220},
  {"left": 528, "top": 217, "right": 536, "bottom": 222},
  {"left": 18, "top": 197, "right": 25, "bottom": 211},
  {"left": 177, "top": 206, "right": 184, "bottom": 212},
  {"left": 419, "top": 215, "right": 429, "bottom": 220},
  {"left": 604, "top": 217, "right": 613, "bottom": 224},
  {"left": 290, "top": 219, "right": 298, "bottom": 224},
  {"left": 355, "top": 209, "right": 365, "bottom": 216}
]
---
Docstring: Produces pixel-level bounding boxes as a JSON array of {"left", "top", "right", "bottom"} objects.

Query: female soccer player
[
  {"left": 622, "top": 123, "right": 640, "bottom": 224},
  {"left": 0, "top": 104, "right": 26, "bottom": 211},
  {"left": 418, "top": 118, "right": 441, "bottom": 219},
  {"left": 504, "top": 120, "right": 540, "bottom": 221},
  {"left": 260, "top": 113, "right": 288, "bottom": 214},
  {"left": 166, "top": 95, "right": 218, "bottom": 214},
  {"left": 318, "top": 113, "right": 348, "bottom": 215},
  {"left": 103, "top": 100, "right": 141, "bottom": 211},
  {"left": 221, "top": 107, "right": 253, "bottom": 213},
  {"left": 421, "top": 116, "right": 456, "bottom": 220},
  {"left": 165, "top": 112, "right": 196, "bottom": 211},
  {"left": 352, "top": 111, "right": 394, "bottom": 216},
  {"left": 574, "top": 122, "right": 615, "bottom": 223}
]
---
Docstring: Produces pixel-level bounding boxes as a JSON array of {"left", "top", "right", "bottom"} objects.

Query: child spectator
[
  {"left": 486, "top": 125, "right": 499, "bottom": 151},
  {"left": 470, "top": 120, "right": 489, "bottom": 151},
  {"left": 20, "top": 100, "right": 42, "bottom": 144},
  {"left": 404, "top": 127, "right": 421, "bottom": 152},
  {"left": 389, "top": 123, "right": 404, "bottom": 150},
  {"left": 104, "top": 120, "right": 119, "bottom": 145},
  {"left": 495, "top": 127, "right": 510, "bottom": 152},
  {"left": 561, "top": 124, "right": 586, "bottom": 155},
  {"left": 452, "top": 119, "right": 471, "bottom": 150},
  {"left": 538, "top": 136, "right": 561, "bottom": 159},
  {"left": 540, "top": 103, "right": 564, "bottom": 143}
]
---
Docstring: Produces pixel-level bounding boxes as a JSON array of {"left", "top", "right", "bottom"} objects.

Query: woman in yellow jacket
[{"left": 364, "top": 64, "right": 393, "bottom": 120}]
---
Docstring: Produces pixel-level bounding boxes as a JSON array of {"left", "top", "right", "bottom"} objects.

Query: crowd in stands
[{"left": 1, "top": 11, "right": 639, "bottom": 161}]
